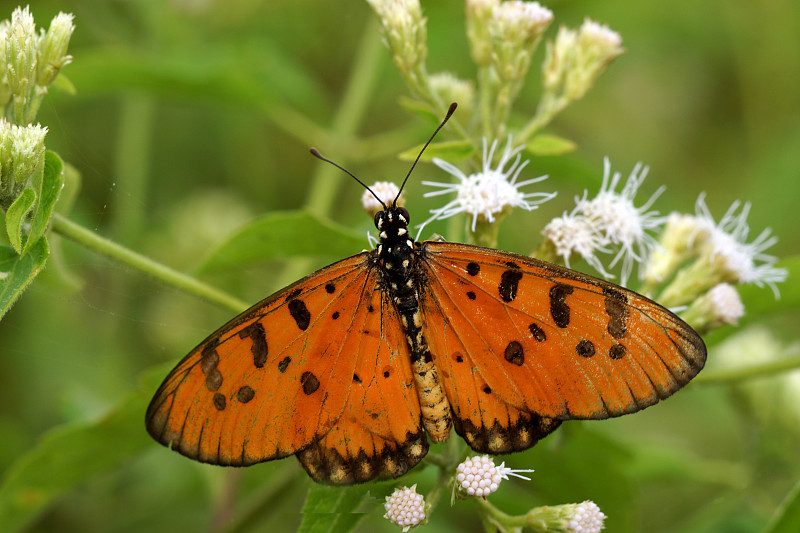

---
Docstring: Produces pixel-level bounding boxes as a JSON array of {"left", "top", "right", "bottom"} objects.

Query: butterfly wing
[
  {"left": 416, "top": 241, "right": 706, "bottom": 453},
  {"left": 146, "top": 252, "right": 426, "bottom": 484}
]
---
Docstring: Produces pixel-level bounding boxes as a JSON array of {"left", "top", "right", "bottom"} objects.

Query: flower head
[
  {"left": 680, "top": 283, "right": 745, "bottom": 334},
  {"left": 543, "top": 18, "right": 623, "bottom": 101},
  {"left": 384, "top": 484, "right": 426, "bottom": 532},
  {"left": 489, "top": 1, "right": 553, "bottom": 82},
  {"left": 542, "top": 209, "right": 612, "bottom": 277},
  {"left": 563, "top": 501, "right": 607, "bottom": 533},
  {"left": 695, "top": 194, "right": 787, "bottom": 297},
  {"left": 577, "top": 158, "right": 664, "bottom": 284},
  {"left": 36, "top": 12, "right": 75, "bottom": 87},
  {"left": 544, "top": 157, "right": 663, "bottom": 284},
  {"left": 423, "top": 136, "right": 555, "bottom": 232},
  {"left": 362, "top": 181, "right": 403, "bottom": 217},
  {"left": 455, "top": 455, "right": 535, "bottom": 497},
  {"left": 367, "top": 0, "right": 427, "bottom": 74}
]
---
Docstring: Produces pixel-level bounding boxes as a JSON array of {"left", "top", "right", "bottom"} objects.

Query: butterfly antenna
[
  {"left": 395, "top": 102, "right": 457, "bottom": 206},
  {"left": 309, "top": 147, "right": 387, "bottom": 210}
]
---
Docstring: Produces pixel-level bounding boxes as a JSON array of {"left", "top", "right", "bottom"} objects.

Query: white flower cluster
[
  {"left": 565, "top": 501, "right": 606, "bottom": 533},
  {"left": 384, "top": 484, "right": 426, "bottom": 532},
  {"left": 543, "top": 157, "right": 663, "bottom": 285},
  {"left": 455, "top": 455, "right": 534, "bottom": 497}
]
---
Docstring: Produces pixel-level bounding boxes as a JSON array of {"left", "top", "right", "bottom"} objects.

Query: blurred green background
[{"left": 0, "top": 0, "right": 799, "bottom": 531}]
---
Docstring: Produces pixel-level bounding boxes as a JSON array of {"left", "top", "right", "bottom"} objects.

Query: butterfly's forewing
[
  {"left": 146, "top": 252, "right": 425, "bottom": 483},
  {"left": 417, "top": 242, "right": 706, "bottom": 452}
]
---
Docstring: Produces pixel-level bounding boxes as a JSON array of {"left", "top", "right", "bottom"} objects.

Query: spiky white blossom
[
  {"left": 384, "top": 484, "right": 426, "bottom": 532},
  {"left": 455, "top": 455, "right": 535, "bottom": 497},
  {"left": 694, "top": 194, "right": 787, "bottom": 297},
  {"left": 577, "top": 157, "right": 665, "bottom": 284},
  {"left": 543, "top": 158, "right": 663, "bottom": 284},
  {"left": 542, "top": 209, "right": 612, "bottom": 277},
  {"left": 423, "top": 136, "right": 555, "bottom": 232}
]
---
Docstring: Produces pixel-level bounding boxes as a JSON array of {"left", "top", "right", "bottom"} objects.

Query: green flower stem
[
  {"left": 693, "top": 352, "right": 800, "bottom": 384},
  {"left": 51, "top": 212, "right": 248, "bottom": 314},
  {"left": 474, "top": 497, "right": 528, "bottom": 532},
  {"left": 305, "top": 18, "right": 384, "bottom": 216},
  {"left": 471, "top": 216, "right": 502, "bottom": 248},
  {"left": 478, "top": 66, "right": 494, "bottom": 141},
  {"left": 516, "top": 92, "right": 567, "bottom": 145}
]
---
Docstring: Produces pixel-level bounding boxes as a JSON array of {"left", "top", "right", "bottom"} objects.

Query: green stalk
[
  {"left": 694, "top": 353, "right": 800, "bottom": 384},
  {"left": 51, "top": 212, "right": 248, "bottom": 314}
]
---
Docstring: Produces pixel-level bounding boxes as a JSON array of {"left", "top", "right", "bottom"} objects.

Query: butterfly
[{"left": 146, "top": 103, "right": 706, "bottom": 485}]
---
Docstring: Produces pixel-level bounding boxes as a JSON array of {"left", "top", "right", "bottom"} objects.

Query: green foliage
[
  {"left": 197, "top": 211, "right": 365, "bottom": 275},
  {"left": 0, "top": 237, "right": 48, "bottom": 319}
]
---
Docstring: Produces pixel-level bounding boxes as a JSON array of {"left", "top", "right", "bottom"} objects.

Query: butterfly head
[{"left": 375, "top": 205, "right": 415, "bottom": 278}]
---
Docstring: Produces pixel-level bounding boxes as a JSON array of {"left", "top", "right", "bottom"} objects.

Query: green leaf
[
  {"left": 4, "top": 189, "right": 35, "bottom": 254},
  {"left": 762, "top": 479, "right": 800, "bottom": 533},
  {"left": 397, "top": 96, "right": 440, "bottom": 124},
  {"left": 298, "top": 484, "right": 370, "bottom": 533},
  {"left": 51, "top": 73, "right": 77, "bottom": 95},
  {"left": 22, "top": 151, "right": 64, "bottom": 256},
  {"left": 0, "top": 238, "right": 49, "bottom": 320},
  {"left": 196, "top": 210, "right": 365, "bottom": 275},
  {"left": 398, "top": 140, "right": 476, "bottom": 163},
  {"left": 525, "top": 134, "right": 578, "bottom": 156},
  {"left": 0, "top": 369, "right": 159, "bottom": 533}
]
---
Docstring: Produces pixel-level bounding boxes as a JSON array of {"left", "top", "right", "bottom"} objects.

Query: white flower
[
  {"left": 578, "top": 19, "right": 622, "bottom": 49},
  {"left": 577, "top": 157, "right": 665, "bottom": 285},
  {"left": 542, "top": 209, "right": 612, "bottom": 277},
  {"left": 384, "top": 484, "right": 426, "bottom": 532},
  {"left": 423, "top": 136, "right": 555, "bottom": 232},
  {"left": 695, "top": 194, "right": 787, "bottom": 297},
  {"left": 681, "top": 282, "right": 745, "bottom": 333},
  {"left": 455, "top": 455, "right": 535, "bottom": 497},
  {"left": 362, "top": 180, "right": 402, "bottom": 217},
  {"left": 706, "top": 283, "right": 745, "bottom": 325},
  {"left": 565, "top": 501, "right": 606, "bottom": 533}
]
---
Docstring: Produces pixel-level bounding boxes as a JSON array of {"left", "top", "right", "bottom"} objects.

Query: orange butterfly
[{"left": 146, "top": 103, "right": 706, "bottom": 484}]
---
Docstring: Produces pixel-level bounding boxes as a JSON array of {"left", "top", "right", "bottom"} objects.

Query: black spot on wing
[
  {"left": 466, "top": 262, "right": 480, "bottom": 276},
  {"left": 237, "top": 322, "right": 268, "bottom": 368},
  {"left": 237, "top": 385, "right": 255, "bottom": 403},
  {"left": 576, "top": 339, "right": 595, "bottom": 358},
  {"left": 528, "top": 322, "right": 546, "bottom": 342},
  {"left": 301, "top": 371, "right": 320, "bottom": 395},
  {"left": 288, "top": 299, "right": 311, "bottom": 331},
  {"left": 550, "top": 283, "right": 574, "bottom": 328},
  {"left": 504, "top": 341, "right": 524, "bottom": 366},
  {"left": 498, "top": 269, "right": 523, "bottom": 302}
]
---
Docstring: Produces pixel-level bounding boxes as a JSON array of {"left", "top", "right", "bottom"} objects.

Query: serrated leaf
[
  {"left": 0, "top": 237, "right": 49, "bottom": 320},
  {"left": 0, "top": 367, "right": 163, "bottom": 533},
  {"left": 22, "top": 152, "right": 64, "bottom": 255},
  {"left": 4, "top": 189, "right": 36, "bottom": 255},
  {"left": 298, "top": 484, "right": 370, "bottom": 533},
  {"left": 196, "top": 210, "right": 365, "bottom": 275},
  {"left": 398, "top": 140, "right": 475, "bottom": 163},
  {"left": 762, "top": 479, "right": 800, "bottom": 533},
  {"left": 525, "top": 134, "right": 577, "bottom": 156}
]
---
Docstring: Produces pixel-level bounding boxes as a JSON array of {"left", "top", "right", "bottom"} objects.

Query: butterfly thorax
[{"left": 373, "top": 205, "right": 453, "bottom": 442}]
